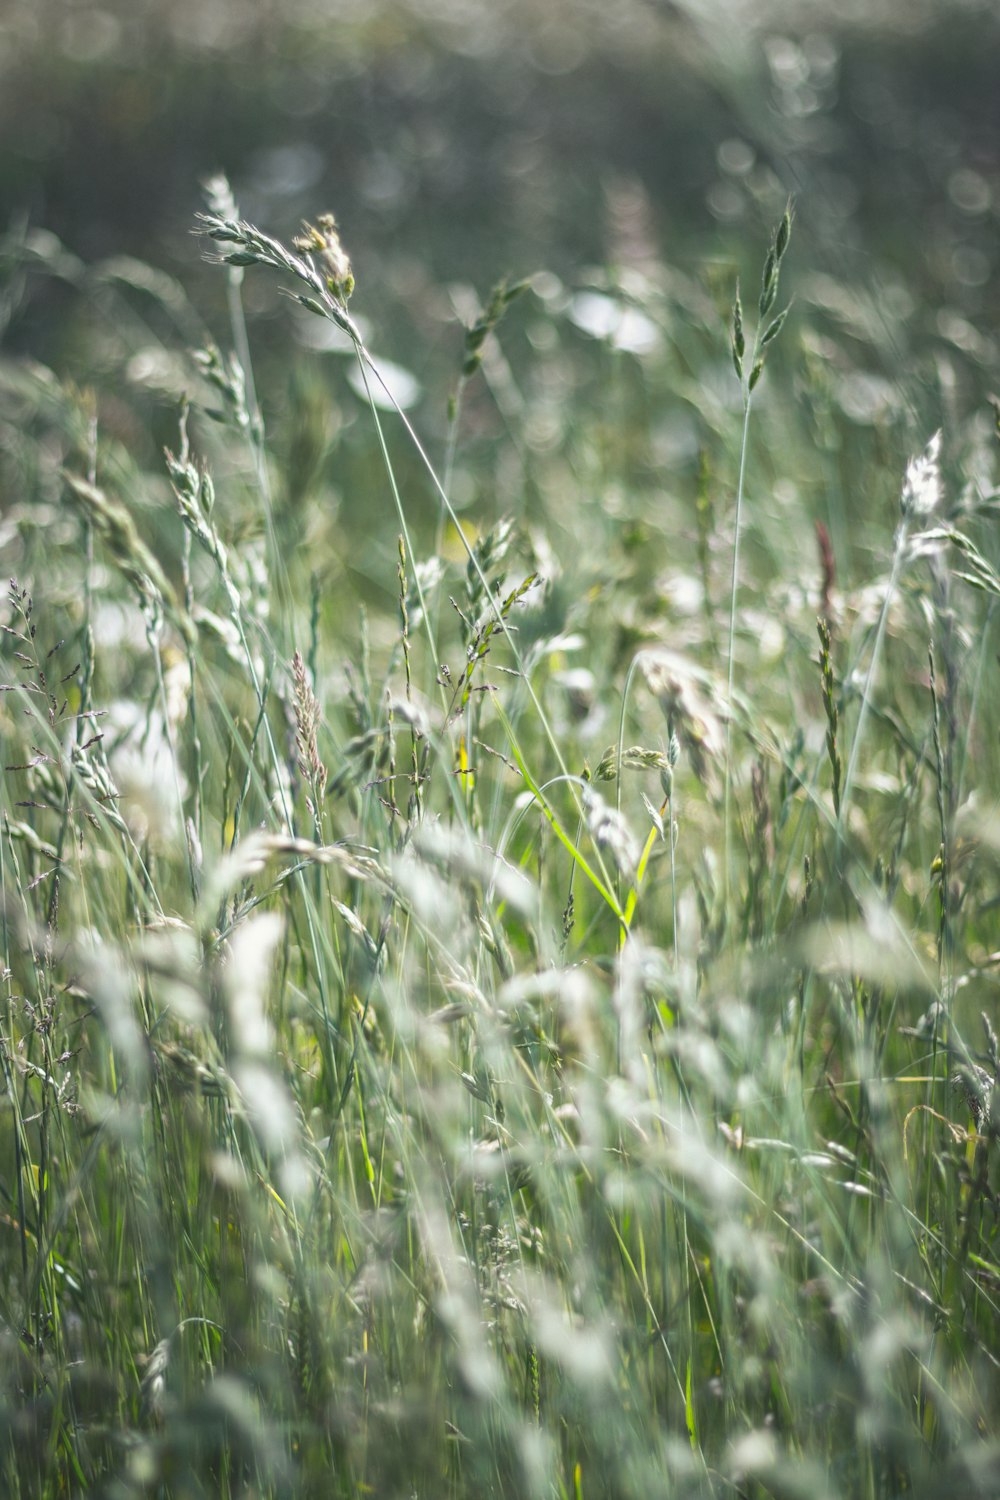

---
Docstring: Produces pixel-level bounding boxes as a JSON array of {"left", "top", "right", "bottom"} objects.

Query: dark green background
[{"left": 2, "top": 0, "right": 997, "bottom": 361}]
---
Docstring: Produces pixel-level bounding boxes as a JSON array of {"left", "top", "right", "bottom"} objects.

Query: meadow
[{"left": 1, "top": 169, "right": 1000, "bottom": 1498}]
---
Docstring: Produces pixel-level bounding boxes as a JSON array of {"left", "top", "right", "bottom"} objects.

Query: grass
[{"left": 2, "top": 177, "right": 1000, "bottom": 1499}]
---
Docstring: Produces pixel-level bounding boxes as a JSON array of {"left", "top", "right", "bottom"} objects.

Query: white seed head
[
  {"left": 223, "top": 911, "right": 283, "bottom": 1058},
  {"left": 901, "top": 429, "right": 942, "bottom": 519}
]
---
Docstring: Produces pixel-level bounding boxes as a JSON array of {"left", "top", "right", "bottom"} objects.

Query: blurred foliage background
[{"left": 2, "top": 0, "right": 998, "bottom": 372}]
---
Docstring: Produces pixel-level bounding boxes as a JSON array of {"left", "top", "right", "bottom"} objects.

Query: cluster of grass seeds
[{"left": 2, "top": 181, "right": 1000, "bottom": 1499}]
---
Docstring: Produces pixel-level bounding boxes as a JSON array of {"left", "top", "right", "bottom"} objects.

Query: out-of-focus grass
[
  {"left": 3, "top": 0, "right": 998, "bottom": 380},
  {"left": 2, "top": 175, "right": 1000, "bottom": 1499}
]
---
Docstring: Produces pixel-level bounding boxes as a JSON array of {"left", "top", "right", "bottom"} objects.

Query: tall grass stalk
[
  {"left": 723, "top": 392, "right": 754, "bottom": 907},
  {"left": 723, "top": 205, "right": 792, "bottom": 909}
]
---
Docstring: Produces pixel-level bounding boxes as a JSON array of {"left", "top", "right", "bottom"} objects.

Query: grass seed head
[
  {"left": 293, "top": 213, "right": 355, "bottom": 303},
  {"left": 900, "top": 429, "right": 942, "bottom": 519}
]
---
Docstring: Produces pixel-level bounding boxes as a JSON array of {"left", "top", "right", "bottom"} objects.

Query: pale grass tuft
[
  {"left": 900, "top": 428, "right": 943, "bottom": 518},
  {"left": 291, "top": 648, "right": 327, "bottom": 813},
  {"left": 223, "top": 910, "right": 283, "bottom": 1057},
  {"left": 77, "top": 938, "right": 149, "bottom": 1084},
  {"left": 581, "top": 784, "right": 640, "bottom": 877}
]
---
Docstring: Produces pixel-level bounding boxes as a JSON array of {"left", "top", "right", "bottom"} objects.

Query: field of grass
[{"left": 2, "top": 175, "right": 1000, "bottom": 1498}]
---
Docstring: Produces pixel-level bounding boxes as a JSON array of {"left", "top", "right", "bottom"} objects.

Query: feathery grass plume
[
  {"left": 201, "top": 170, "right": 239, "bottom": 231},
  {"left": 800, "top": 902, "right": 936, "bottom": 994},
  {"left": 291, "top": 648, "right": 327, "bottom": 820},
  {"left": 192, "top": 342, "right": 254, "bottom": 437},
  {"left": 139, "top": 1335, "right": 171, "bottom": 1424},
  {"left": 451, "top": 569, "right": 538, "bottom": 718},
  {"left": 1, "top": 579, "right": 136, "bottom": 919},
  {"left": 166, "top": 408, "right": 242, "bottom": 615},
  {"left": 441, "top": 281, "right": 528, "bottom": 558},
  {"left": 61, "top": 472, "right": 194, "bottom": 643},
  {"left": 195, "top": 206, "right": 362, "bottom": 343},
  {"left": 900, "top": 428, "right": 942, "bottom": 519},
  {"left": 730, "top": 281, "right": 745, "bottom": 381},
  {"left": 460, "top": 276, "right": 531, "bottom": 381},
  {"left": 293, "top": 213, "right": 355, "bottom": 305},
  {"left": 69, "top": 739, "right": 129, "bottom": 837},
  {"left": 639, "top": 647, "right": 727, "bottom": 795},
  {"left": 222, "top": 908, "right": 310, "bottom": 1199},
  {"left": 197, "top": 830, "right": 383, "bottom": 932},
  {"left": 76, "top": 938, "right": 150, "bottom": 1088},
  {"left": 951, "top": 1061, "right": 994, "bottom": 1132},
  {"left": 581, "top": 784, "right": 639, "bottom": 878},
  {"left": 594, "top": 744, "right": 672, "bottom": 781},
  {"left": 2, "top": 576, "right": 77, "bottom": 764},
  {"left": 466, "top": 514, "right": 518, "bottom": 601},
  {"left": 917, "top": 523, "right": 1000, "bottom": 597},
  {"left": 197, "top": 172, "right": 278, "bottom": 599},
  {"left": 730, "top": 199, "right": 794, "bottom": 397},
  {"left": 138, "top": 1316, "right": 226, "bottom": 1428},
  {"left": 223, "top": 909, "right": 282, "bottom": 1057},
  {"left": 166, "top": 403, "right": 296, "bottom": 843},
  {"left": 3, "top": 819, "right": 59, "bottom": 862},
  {"left": 413, "top": 821, "right": 536, "bottom": 915}
]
